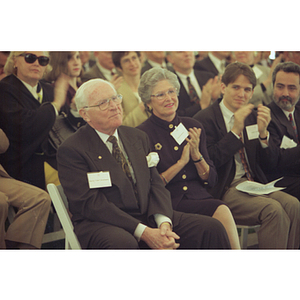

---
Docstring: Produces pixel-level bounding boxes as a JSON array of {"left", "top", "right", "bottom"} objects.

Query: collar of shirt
[
  {"left": 95, "top": 129, "right": 119, "bottom": 153},
  {"left": 96, "top": 61, "right": 116, "bottom": 81},
  {"left": 281, "top": 107, "right": 295, "bottom": 121},
  {"left": 208, "top": 52, "right": 225, "bottom": 73},
  {"left": 19, "top": 78, "right": 40, "bottom": 101},
  {"left": 147, "top": 59, "right": 167, "bottom": 69},
  {"left": 220, "top": 100, "right": 235, "bottom": 132},
  {"left": 175, "top": 69, "right": 202, "bottom": 98}
]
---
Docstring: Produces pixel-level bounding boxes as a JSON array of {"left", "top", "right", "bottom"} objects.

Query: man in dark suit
[
  {"left": 141, "top": 51, "right": 167, "bottom": 75},
  {"left": 194, "top": 51, "right": 231, "bottom": 76},
  {"left": 81, "top": 51, "right": 123, "bottom": 89},
  {"left": 194, "top": 62, "right": 300, "bottom": 249},
  {"left": 267, "top": 62, "right": 300, "bottom": 200},
  {"left": 166, "top": 51, "right": 221, "bottom": 117},
  {"left": 57, "top": 78, "right": 230, "bottom": 249}
]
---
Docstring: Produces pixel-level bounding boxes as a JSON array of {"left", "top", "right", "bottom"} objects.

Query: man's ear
[
  {"left": 220, "top": 82, "right": 226, "bottom": 95},
  {"left": 79, "top": 108, "right": 90, "bottom": 122}
]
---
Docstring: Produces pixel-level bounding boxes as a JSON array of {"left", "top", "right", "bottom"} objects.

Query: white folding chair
[
  {"left": 237, "top": 225, "right": 260, "bottom": 249},
  {"left": 47, "top": 183, "right": 81, "bottom": 249}
]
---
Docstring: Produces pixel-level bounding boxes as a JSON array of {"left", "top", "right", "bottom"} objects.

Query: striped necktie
[
  {"left": 187, "top": 76, "right": 200, "bottom": 103},
  {"left": 238, "top": 133, "right": 253, "bottom": 181},
  {"left": 288, "top": 113, "right": 299, "bottom": 143}
]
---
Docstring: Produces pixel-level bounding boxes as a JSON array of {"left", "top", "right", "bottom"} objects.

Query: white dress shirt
[{"left": 175, "top": 70, "right": 202, "bottom": 99}]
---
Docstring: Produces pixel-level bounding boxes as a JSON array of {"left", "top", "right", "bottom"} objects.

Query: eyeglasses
[
  {"left": 19, "top": 53, "right": 50, "bottom": 66},
  {"left": 83, "top": 94, "right": 123, "bottom": 111},
  {"left": 150, "top": 88, "right": 178, "bottom": 101}
]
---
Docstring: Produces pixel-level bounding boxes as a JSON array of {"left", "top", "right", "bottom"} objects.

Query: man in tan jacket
[{"left": 0, "top": 129, "right": 51, "bottom": 249}]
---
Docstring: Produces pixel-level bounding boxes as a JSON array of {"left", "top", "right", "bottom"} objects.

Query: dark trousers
[{"left": 75, "top": 211, "right": 230, "bottom": 249}]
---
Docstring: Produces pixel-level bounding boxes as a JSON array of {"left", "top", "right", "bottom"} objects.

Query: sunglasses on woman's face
[{"left": 19, "top": 53, "right": 50, "bottom": 66}]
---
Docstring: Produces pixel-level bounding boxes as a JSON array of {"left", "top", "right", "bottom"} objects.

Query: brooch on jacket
[{"left": 154, "top": 143, "right": 162, "bottom": 151}]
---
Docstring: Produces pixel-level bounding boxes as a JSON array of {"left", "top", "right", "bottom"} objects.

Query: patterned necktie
[
  {"left": 238, "top": 133, "right": 253, "bottom": 181},
  {"left": 107, "top": 136, "right": 137, "bottom": 193},
  {"left": 187, "top": 76, "right": 200, "bottom": 103},
  {"left": 288, "top": 113, "right": 299, "bottom": 143}
]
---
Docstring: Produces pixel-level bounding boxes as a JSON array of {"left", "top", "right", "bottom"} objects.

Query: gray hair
[
  {"left": 138, "top": 67, "right": 180, "bottom": 105},
  {"left": 75, "top": 78, "right": 116, "bottom": 110},
  {"left": 272, "top": 61, "right": 300, "bottom": 85}
]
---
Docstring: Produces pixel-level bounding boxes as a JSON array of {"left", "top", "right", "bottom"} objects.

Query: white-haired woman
[{"left": 137, "top": 67, "right": 240, "bottom": 249}]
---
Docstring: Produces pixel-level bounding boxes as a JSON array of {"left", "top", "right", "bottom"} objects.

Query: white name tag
[
  {"left": 171, "top": 123, "right": 189, "bottom": 145},
  {"left": 87, "top": 171, "right": 112, "bottom": 189},
  {"left": 280, "top": 135, "right": 298, "bottom": 149},
  {"left": 246, "top": 124, "right": 259, "bottom": 140}
]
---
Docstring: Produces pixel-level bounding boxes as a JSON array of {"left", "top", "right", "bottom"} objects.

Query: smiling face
[
  {"left": 149, "top": 79, "right": 178, "bottom": 121},
  {"left": 14, "top": 51, "right": 48, "bottom": 86},
  {"left": 221, "top": 74, "right": 254, "bottom": 112},
  {"left": 67, "top": 51, "right": 82, "bottom": 77},
  {"left": 273, "top": 70, "right": 300, "bottom": 112},
  {"left": 79, "top": 82, "right": 123, "bottom": 135}
]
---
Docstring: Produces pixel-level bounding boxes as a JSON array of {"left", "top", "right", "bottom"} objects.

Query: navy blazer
[
  {"left": 0, "top": 74, "right": 55, "bottom": 188},
  {"left": 267, "top": 101, "right": 300, "bottom": 177},
  {"left": 138, "top": 114, "right": 218, "bottom": 209},
  {"left": 193, "top": 99, "right": 280, "bottom": 199},
  {"left": 57, "top": 124, "right": 174, "bottom": 248}
]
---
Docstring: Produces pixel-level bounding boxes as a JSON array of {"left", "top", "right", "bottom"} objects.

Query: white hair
[{"left": 75, "top": 79, "right": 116, "bottom": 110}]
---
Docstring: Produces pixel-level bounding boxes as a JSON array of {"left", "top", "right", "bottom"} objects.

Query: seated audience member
[
  {"left": 56, "top": 78, "right": 231, "bottom": 249},
  {"left": 195, "top": 51, "right": 208, "bottom": 61},
  {"left": 194, "top": 51, "right": 231, "bottom": 76},
  {"left": 81, "top": 51, "right": 123, "bottom": 89},
  {"left": 232, "top": 51, "right": 282, "bottom": 106},
  {"left": 79, "top": 51, "right": 96, "bottom": 73},
  {"left": 0, "top": 51, "right": 10, "bottom": 81},
  {"left": 0, "top": 51, "right": 68, "bottom": 189},
  {"left": 141, "top": 51, "right": 167, "bottom": 75},
  {"left": 266, "top": 62, "right": 300, "bottom": 200},
  {"left": 0, "top": 129, "right": 51, "bottom": 249},
  {"left": 137, "top": 67, "right": 240, "bottom": 249},
  {"left": 282, "top": 51, "right": 300, "bottom": 66},
  {"left": 46, "top": 51, "right": 82, "bottom": 114},
  {"left": 166, "top": 51, "right": 221, "bottom": 117},
  {"left": 112, "top": 51, "right": 150, "bottom": 127},
  {"left": 193, "top": 62, "right": 300, "bottom": 249}
]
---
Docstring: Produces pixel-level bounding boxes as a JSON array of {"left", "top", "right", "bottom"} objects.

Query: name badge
[
  {"left": 171, "top": 123, "right": 189, "bottom": 145},
  {"left": 246, "top": 124, "right": 259, "bottom": 140},
  {"left": 87, "top": 171, "right": 112, "bottom": 189},
  {"left": 280, "top": 135, "right": 298, "bottom": 149}
]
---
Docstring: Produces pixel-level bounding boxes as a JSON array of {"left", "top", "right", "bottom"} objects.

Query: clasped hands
[{"left": 141, "top": 222, "right": 180, "bottom": 250}]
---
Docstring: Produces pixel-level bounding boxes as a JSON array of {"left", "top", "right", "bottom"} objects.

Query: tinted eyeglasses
[{"left": 19, "top": 53, "right": 50, "bottom": 66}]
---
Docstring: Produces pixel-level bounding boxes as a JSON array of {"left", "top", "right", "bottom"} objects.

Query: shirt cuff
[
  {"left": 133, "top": 223, "right": 147, "bottom": 241},
  {"left": 153, "top": 214, "right": 172, "bottom": 228},
  {"left": 51, "top": 103, "right": 59, "bottom": 116}
]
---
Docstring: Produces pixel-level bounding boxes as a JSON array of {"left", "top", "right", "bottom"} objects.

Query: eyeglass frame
[
  {"left": 82, "top": 94, "right": 123, "bottom": 111},
  {"left": 150, "top": 88, "right": 178, "bottom": 101},
  {"left": 18, "top": 53, "right": 50, "bottom": 66}
]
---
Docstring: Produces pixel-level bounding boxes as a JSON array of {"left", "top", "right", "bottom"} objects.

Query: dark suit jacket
[
  {"left": 141, "top": 60, "right": 153, "bottom": 75},
  {"left": 57, "top": 124, "right": 174, "bottom": 248},
  {"left": 267, "top": 101, "right": 300, "bottom": 177},
  {"left": 193, "top": 99, "right": 279, "bottom": 199},
  {"left": 171, "top": 69, "right": 215, "bottom": 117},
  {"left": 0, "top": 74, "right": 56, "bottom": 189},
  {"left": 194, "top": 56, "right": 219, "bottom": 76},
  {"left": 81, "top": 64, "right": 107, "bottom": 83}
]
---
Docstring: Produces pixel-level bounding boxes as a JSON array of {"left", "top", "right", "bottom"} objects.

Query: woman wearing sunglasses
[{"left": 0, "top": 51, "right": 68, "bottom": 190}]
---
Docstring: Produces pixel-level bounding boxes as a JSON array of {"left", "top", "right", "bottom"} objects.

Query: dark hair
[
  {"left": 272, "top": 61, "right": 300, "bottom": 85},
  {"left": 112, "top": 51, "right": 140, "bottom": 69},
  {"left": 222, "top": 62, "right": 256, "bottom": 88}
]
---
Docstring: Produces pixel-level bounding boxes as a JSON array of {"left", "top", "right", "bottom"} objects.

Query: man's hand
[
  {"left": 257, "top": 104, "right": 271, "bottom": 140},
  {"left": 231, "top": 103, "right": 254, "bottom": 136},
  {"left": 140, "top": 223, "right": 180, "bottom": 249}
]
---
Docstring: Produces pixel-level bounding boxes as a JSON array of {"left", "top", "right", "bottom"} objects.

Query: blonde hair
[{"left": 4, "top": 51, "right": 52, "bottom": 76}]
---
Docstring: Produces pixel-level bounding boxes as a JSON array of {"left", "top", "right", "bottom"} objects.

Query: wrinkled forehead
[{"left": 87, "top": 82, "right": 116, "bottom": 104}]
